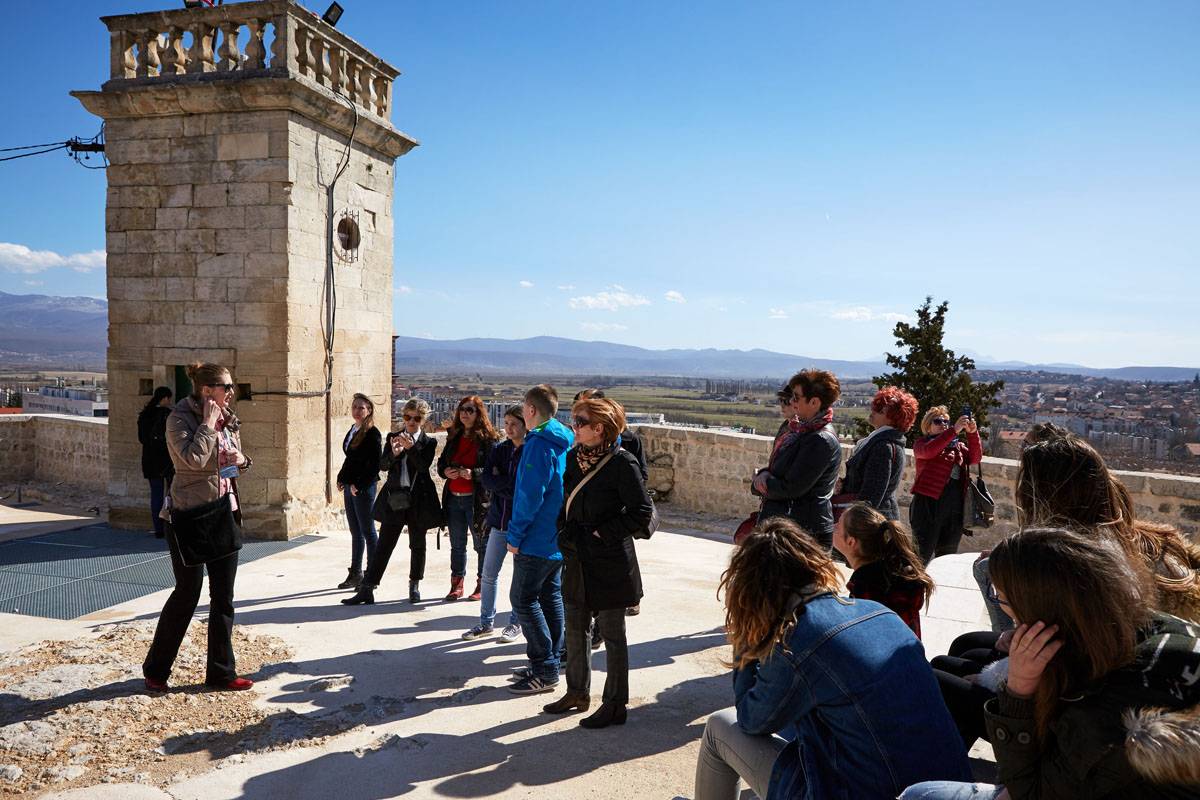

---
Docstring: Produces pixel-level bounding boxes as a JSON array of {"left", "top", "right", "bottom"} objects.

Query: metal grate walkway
[{"left": 0, "top": 525, "right": 319, "bottom": 620}]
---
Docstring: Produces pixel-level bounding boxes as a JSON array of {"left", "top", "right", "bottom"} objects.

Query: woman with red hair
[{"left": 840, "top": 387, "right": 917, "bottom": 520}]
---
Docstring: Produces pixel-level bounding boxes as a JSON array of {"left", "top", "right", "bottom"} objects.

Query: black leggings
[
  {"left": 365, "top": 523, "right": 429, "bottom": 585},
  {"left": 932, "top": 630, "right": 1002, "bottom": 748}
]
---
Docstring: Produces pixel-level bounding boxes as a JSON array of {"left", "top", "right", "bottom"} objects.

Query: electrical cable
[
  {"left": 0, "top": 141, "right": 69, "bottom": 152},
  {"left": 0, "top": 144, "right": 68, "bottom": 163}
]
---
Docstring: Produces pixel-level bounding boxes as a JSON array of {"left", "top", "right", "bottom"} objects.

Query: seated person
[{"left": 694, "top": 516, "right": 971, "bottom": 800}]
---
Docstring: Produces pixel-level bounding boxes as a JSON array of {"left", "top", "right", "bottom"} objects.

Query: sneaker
[
  {"left": 508, "top": 675, "right": 558, "bottom": 695},
  {"left": 508, "top": 666, "right": 534, "bottom": 682},
  {"left": 499, "top": 624, "right": 522, "bottom": 643},
  {"left": 462, "top": 624, "right": 495, "bottom": 641}
]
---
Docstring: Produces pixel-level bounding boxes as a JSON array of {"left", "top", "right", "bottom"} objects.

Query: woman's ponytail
[{"left": 841, "top": 503, "right": 935, "bottom": 608}]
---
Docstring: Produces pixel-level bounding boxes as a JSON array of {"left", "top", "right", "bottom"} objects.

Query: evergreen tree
[{"left": 870, "top": 297, "right": 1004, "bottom": 446}]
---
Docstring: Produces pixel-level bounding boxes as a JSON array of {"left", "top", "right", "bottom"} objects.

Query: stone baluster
[
  {"left": 309, "top": 33, "right": 327, "bottom": 85},
  {"left": 270, "top": 16, "right": 289, "bottom": 71},
  {"left": 357, "top": 65, "right": 373, "bottom": 113},
  {"left": 372, "top": 73, "right": 390, "bottom": 118},
  {"left": 328, "top": 44, "right": 344, "bottom": 94},
  {"left": 294, "top": 23, "right": 310, "bottom": 77},
  {"left": 343, "top": 58, "right": 361, "bottom": 104},
  {"left": 135, "top": 30, "right": 161, "bottom": 78},
  {"left": 187, "top": 22, "right": 217, "bottom": 74},
  {"left": 244, "top": 19, "right": 267, "bottom": 69},
  {"left": 110, "top": 30, "right": 136, "bottom": 79},
  {"left": 161, "top": 26, "right": 188, "bottom": 75},
  {"left": 218, "top": 22, "right": 242, "bottom": 71}
]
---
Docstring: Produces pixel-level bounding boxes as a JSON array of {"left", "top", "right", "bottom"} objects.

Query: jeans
[
  {"left": 509, "top": 553, "right": 564, "bottom": 681},
  {"left": 144, "top": 526, "right": 239, "bottom": 684},
  {"left": 480, "top": 527, "right": 516, "bottom": 629},
  {"left": 446, "top": 494, "right": 481, "bottom": 579},
  {"left": 565, "top": 602, "right": 628, "bottom": 704},
  {"left": 973, "top": 555, "right": 1014, "bottom": 632},
  {"left": 694, "top": 707, "right": 785, "bottom": 800},
  {"left": 344, "top": 484, "right": 378, "bottom": 573},
  {"left": 900, "top": 782, "right": 1004, "bottom": 800},
  {"left": 148, "top": 477, "right": 169, "bottom": 537}
]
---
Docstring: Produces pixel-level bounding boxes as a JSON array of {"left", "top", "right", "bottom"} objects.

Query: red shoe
[
  {"left": 467, "top": 579, "right": 482, "bottom": 601},
  {"left": 144, "top": 677, "right": 169, "bottom": 692},
  {"left": 210, "top": 677, "right": 254, "bottom": 691},
  {"left": 445, "top": 575, "right": 464, "bottom": 601}
]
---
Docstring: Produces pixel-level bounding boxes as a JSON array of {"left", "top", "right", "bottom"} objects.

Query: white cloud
[
  {"left": 580, "top": 322, "right": 629, "bottom": 333},
  {"left": 23, "top": 280, "right": 44, "bottom": 287},
  {"left": 829, "top": 306, "right": 911, "bottom": 323},
  {"left": 396, "top": 285, "right": 414, "bottom": 295},
  {"left": 0, "top": 242, "right": 105, "bottom": 274},
  {"left": 519, "top": 280, "right": 535, "bottom": 288},
  {"left": 664, "top": 290, "right": 686, "bottom": 304},
  {"left": 568, "top": 290, "right": 650, "bottom": 311},
  {"left": 768, "top": 308, "right": 788, "bottom": 319},
  {"left": 556, "top": 284, "right": 576, "bottom": 291},
  {"left": 609, "top": 284, "right": 627, "bottom": 292}
]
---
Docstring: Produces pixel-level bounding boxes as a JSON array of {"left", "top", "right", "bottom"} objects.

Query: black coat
[
  {"left": 335, "top": 426, "right": 383, "bottom": 492},
  {"left": 758, "top": 424, "right": 842, "bottom": 547},
  {"left": 841, "top": 428, "right": 906, "bottom": 521},
  {"left": 620, "top": 428, "right": 649, "bottom": 481},
  {"left": 373, "top": 432, "right": 442, "bottom": 531},
  {"left": 137, "top": 406, "right": 174, "bottom": 480},
  {"left": 436, "top": 431, "right": 494, "bottom": 534},
  {"left": 558, "top": 447, "right": 653, "bottom": 611}
]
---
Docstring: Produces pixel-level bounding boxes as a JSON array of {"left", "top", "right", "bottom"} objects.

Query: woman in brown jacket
[{"left": 143, "top": 362, "right": 254, "bottom": 692}]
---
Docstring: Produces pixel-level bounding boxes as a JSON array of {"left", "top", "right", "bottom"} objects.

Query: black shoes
[
  {"left": 338, "top": 569, "right": 363, "bottom": 589},
  {"left": 579, "top": 702, "right": 626, "bottom": 729},
  {"left": 543, "top": 693, "right": 590, "bottom": 714},
  {"left": 340, "top": 588, "right": 374, "bottom": 605},
  {"left": 409, "top": 580, "right": 421, "bottom": 603}
]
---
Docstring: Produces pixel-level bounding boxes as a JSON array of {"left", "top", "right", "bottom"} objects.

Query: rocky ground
[{"left": 0, "top": 622, "right": 308, "bottom": 797}]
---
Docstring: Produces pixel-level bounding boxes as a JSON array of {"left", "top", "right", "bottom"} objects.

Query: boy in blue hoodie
[{"left": 506, "top": 384, "right": 574, "bottom": 694}]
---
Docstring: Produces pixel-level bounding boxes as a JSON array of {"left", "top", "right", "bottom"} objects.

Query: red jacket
[{"left": 910, "top": 429, "right": 981, "bottom": 499}]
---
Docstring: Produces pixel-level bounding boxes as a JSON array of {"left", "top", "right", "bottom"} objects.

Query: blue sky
[{"left": 1, "top": 1, "right": 1197, "bottom": 367}]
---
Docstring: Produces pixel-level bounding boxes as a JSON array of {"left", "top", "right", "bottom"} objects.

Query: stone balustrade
[
  {"left": 100, "top": 0, "right": 397, "bottom": 120},
  {"left": 634, "top": 424, "right": 1200, "bottom": 550}
]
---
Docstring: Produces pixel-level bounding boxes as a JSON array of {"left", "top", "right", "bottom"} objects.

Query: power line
[
  {"left": 0, "top": 144, "right": 68, "bottom": 163},
  {"left": 0, "top": 141, "right": 69, "bottom": 153}
]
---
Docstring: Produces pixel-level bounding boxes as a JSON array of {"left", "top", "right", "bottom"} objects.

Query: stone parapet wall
[
  {"left": 634, "top": 424, "right": 1200, "bottom": 550},
  {"left": 0, "top": 416, "right": 109, "bottom": 495}
]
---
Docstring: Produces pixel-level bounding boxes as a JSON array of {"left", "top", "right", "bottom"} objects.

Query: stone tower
[{"left": 73, "top": 0, "right": 417, "bottom": 538}]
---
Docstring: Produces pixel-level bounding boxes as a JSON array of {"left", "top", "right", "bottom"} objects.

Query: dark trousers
[
  {"left": 910, "top": 477, "right": 965, "bottom": 564},
  {"left": 148, "top": 477, "right": 170, "bottom": 537},
  {"left": 565, "top": 602, "right": 629, "bottom": 704},
  {"left": 143, "top": 527, "right": 239, "bottom": 684},
  {"left": 366, "top": 522, "right": 428, "bottom": 585},
  {"left": 344, "top": 484, "right": 378, "bottom": 573},
  {"left": 932, "top": 630, "right": 1003, "bottom": 748}
]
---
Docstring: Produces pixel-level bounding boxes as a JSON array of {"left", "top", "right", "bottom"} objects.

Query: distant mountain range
[{"left": 1, "top": 292, "right": 1195, "bottom": 382}]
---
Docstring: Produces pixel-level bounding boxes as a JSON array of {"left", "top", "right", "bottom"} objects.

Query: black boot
[
  {"left": 340, "top": 587, "right": 374, "bottom": 605},
  {"left": 408, "top": 580, "right": 421, "bottom": 604},
  {"left": 337, "top": 569, "right": 362, "bottom": 590},
  {"left": 579, "top": 702, "right": 626, "bottom": 729}
]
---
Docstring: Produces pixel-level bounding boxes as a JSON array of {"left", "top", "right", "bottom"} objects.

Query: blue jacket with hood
[{"left": 505, "top": 418, "right": 573, "bottom": 559}]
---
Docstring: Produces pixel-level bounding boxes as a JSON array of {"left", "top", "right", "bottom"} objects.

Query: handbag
[
  {"left": 169, "top": 492, "right": 243, "bottom": 567},
  {"left": 633, "top": 500, "right": 659, "bottom": 541},
  {"left": 387, "top": 486, "right": 412, "bottom": 511},
  {"left": 963, "top": 462, "right": 995, "bottom": 530}
]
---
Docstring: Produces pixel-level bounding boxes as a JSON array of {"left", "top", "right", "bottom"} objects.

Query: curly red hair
[{"left": 871, "top": 386, "right": 919, "bottom": 432}]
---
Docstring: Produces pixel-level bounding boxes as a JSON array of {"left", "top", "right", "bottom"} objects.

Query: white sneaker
[
  {"left": 499, "top": 624, "right": 522, "bottom": 643},
  {"left": 461, "top": 624, "right": 495, "bottom": 641}
]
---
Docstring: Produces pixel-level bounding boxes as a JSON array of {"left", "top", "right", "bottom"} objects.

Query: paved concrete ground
[{"left": 0, "top": 509, "right": 992, "bottom": 799}]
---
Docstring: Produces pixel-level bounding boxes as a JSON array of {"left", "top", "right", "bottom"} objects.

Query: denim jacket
[{"left": 733, "top": 593, "right": 971, "bottom": 799}]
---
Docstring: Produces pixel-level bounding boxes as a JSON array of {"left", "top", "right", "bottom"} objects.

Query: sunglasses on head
[
  {"left": 207, "top": 383, "right": 235, "bottom": 392},
  {"left": 572, "top": 416, "right": 592, "bottom": 428}
]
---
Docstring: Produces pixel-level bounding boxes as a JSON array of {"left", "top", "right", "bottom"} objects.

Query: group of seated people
[{"left": 696, "top": 425, "right": 1200, "bottom": 799}]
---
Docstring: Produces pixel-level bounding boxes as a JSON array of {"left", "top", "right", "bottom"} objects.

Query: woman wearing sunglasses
[
  {"left": 143, "top": 362, "right": 254, "bottom": 693},
  {"left": 544, "top": 396, "right": 653, "bottom": 727},
  {"left": 909, "top": 405, "right": 981, "bottom": 564},
  {"left": 342, "top": 398, "right": 441, "bottom": 605},
  {"left": 437, "top": 396, "right": 500, "bottom": 600}
]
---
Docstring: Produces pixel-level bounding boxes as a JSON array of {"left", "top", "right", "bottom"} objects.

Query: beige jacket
[{"left": 166, "top": 397, "right": 250, "bottom": 516}]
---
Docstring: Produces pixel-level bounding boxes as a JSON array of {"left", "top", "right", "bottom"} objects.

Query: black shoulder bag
[{"left": 170, "top": 493, "right": 243, "bottom": 567}]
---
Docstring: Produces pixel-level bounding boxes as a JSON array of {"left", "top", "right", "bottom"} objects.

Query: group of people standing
[{"left": 697, "top": 368, "right": 1200, "bottom": 799}]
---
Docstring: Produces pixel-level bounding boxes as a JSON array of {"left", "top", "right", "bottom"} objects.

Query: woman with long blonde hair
[{"left": 693, "top": 516, "right": 969, "bottom": 799}]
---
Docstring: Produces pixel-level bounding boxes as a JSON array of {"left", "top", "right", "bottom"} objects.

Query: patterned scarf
[
  {"left": 575, "top": 442, "right": 610, "bottom": 474},
  {"left": 769, "top": 408, "right": 835, "bottom": 468}
]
